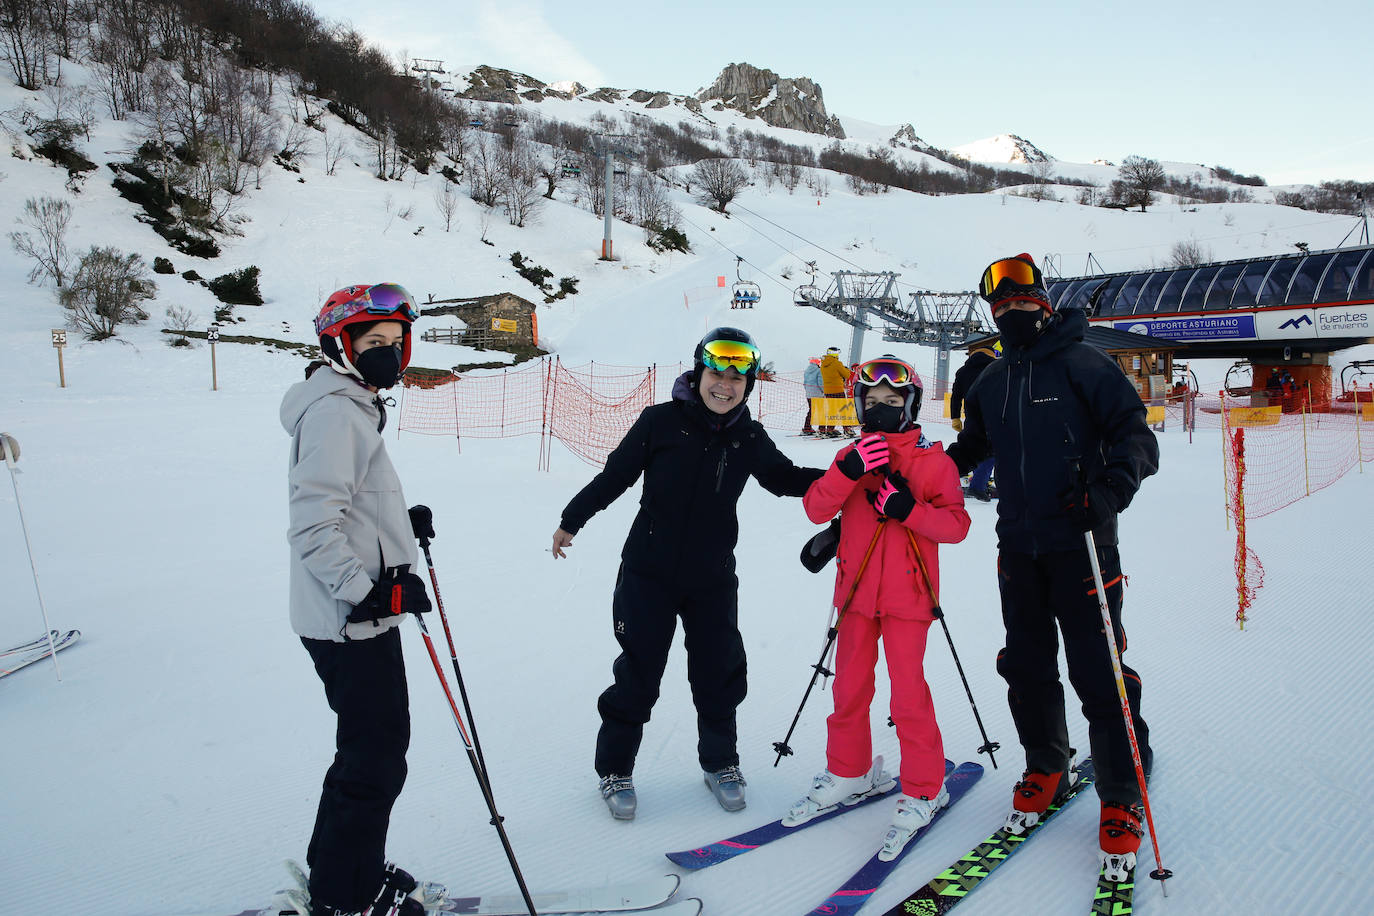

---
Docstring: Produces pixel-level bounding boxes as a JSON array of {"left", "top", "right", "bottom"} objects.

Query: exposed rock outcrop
[
  {"left": 889, "top": 124, "right": 936, "bottom": 153},
  {"left": 456, "top": 65, "right": 547, "bottom": 104},
  {"left": 696, "top": 63, "right": 845, "bottom": 138}
]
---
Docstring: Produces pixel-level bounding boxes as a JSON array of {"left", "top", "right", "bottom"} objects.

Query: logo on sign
[{"left": 1279, "top": 315, "right": 1313, "bottom": 330}]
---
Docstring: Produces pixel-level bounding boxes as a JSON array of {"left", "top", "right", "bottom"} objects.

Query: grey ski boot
[{"left": 599, "top": 774, "right": 637, "bottom": 820}]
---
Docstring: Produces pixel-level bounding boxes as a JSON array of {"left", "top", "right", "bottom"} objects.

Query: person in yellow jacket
[{"left": 818, "top": 347, "right": 854, "bottom": 438}]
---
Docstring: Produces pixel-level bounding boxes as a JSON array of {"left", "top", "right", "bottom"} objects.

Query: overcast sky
[{"left": 306, "top": 0, "right": 1373, "bottom": 186}]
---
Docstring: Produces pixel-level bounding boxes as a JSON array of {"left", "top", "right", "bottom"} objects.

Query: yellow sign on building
[{"left": 491, "top": 317, "right": 518, "bottom": 333}]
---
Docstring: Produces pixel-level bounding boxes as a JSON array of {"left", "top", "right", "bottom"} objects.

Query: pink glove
[{"left": 837, "top": 433, "right": 889, "bottom": 480}]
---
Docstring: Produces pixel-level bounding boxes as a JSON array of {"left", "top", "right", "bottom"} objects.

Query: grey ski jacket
[{"left": 280, "top": 367, "right": 417, "bottom": 642}]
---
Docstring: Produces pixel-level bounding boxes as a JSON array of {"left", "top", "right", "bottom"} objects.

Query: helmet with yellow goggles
[
  {"left": 978, "top": 253, "right": 1051, "bottom": 312},
  {"left": 693, "top": 327, "right": 761, "bottom": 400}
]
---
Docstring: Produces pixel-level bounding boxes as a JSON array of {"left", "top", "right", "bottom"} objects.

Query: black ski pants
[
  {"left": 995, "top": 545, "right": 1152, "bottom": 804},
  {"left": 301, "top": 627, "right": 410, "bottom": 912},
  {"left": 595, "top": 565, "right": 747, "bottom": 777}
]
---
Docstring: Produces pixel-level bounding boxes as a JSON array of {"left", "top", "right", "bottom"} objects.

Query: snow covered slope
[{"left": 2, "top": 56, "right": 1373, "bottom": 916}]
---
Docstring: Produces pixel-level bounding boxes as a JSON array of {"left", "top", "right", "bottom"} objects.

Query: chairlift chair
[
  {"left": 1340, "top": 360, "right": 1374, "bottom": 398},
  {"left": 1224, "top": 360, "right": 1254, "bottom": 398},
  {"left": 731, "top": 257, "right": 761, "bottom": 309},
  {"left": 794, "top": 284, "right": 822, "bottom": 307}
]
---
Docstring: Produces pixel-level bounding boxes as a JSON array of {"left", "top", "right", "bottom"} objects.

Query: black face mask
[
  {"left": 861, "top": 402, "right": 907, "bottom": 434},
  {"left": 355, "top": 345, "right": 404, "bottom": 389},
  {"left": 995, "top": 309, "right": 1046, "bottom": 349}
]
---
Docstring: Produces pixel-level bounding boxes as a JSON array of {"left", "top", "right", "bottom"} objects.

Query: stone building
[{"left": 420, "top": 292, "right": 539, "bottom": 350}]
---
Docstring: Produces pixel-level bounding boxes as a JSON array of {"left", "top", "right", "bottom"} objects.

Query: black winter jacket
[
  {"left": 560, "top": 377, "right": 823, "bottom": 584},
  {"left": 950, "top": 348, "right": 997, "bottom": 421},
  {"left": 946, "top": 309, "right": 1159, "bottom": 553}
]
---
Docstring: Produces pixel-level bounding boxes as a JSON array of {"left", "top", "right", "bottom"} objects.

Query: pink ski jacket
[{"left": 803, "top": 430, "right": 971, "bottom": 621}]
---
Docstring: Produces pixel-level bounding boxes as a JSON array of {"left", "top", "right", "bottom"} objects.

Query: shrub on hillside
[
  {"left": 153, "top": 257, "right": 175, "bottom": 274},
  {"left": 60, "top": 247, "right": 157, "bottom": 340},
  {"left": 208, "top": 266, "right": 263, "bottom": 305}
]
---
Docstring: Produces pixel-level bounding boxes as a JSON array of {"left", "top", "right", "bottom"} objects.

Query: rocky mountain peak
[{"left": 696, "top": 63, "right": 845, "bottom": 139}]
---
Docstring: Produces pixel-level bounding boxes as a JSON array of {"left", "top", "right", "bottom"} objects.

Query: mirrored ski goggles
[
  {"left": 315, "top": 283, "right": 420, "bottom": 335},
  {"left": 856, "top": 358, "right": 916, "bottom": 388},
  {"left": 701, "top": 338, "right": 760, "bottom": 374},
  {"left": 978, "top": 257, "right": 1040, "bottom": 302}
]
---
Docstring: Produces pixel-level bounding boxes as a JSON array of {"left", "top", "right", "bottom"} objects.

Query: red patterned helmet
[{"left": 315, "top": 283, "right": 418, "bottom": 380}]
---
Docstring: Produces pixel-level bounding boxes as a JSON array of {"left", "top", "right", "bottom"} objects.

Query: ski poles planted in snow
[
  {"left": 407, "top": 507, "right": 537, "bottom": 916},
  {"left": 415, "top": 518, "right": 492, "bottom": 779},
  {"left": 773, "top": 520, "right": 887, "bottom": 766},
  {"left": 902, "top": 527, "right": 1000, "bottom": 769},
  {"left": 1084, "top": 529, "right": 1172, "bottom": 891},
  {"left": 2, "top": 433, "right": 63, "bottom": 681}
]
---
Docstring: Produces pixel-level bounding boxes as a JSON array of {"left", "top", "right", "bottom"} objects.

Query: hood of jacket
[
  {"left": 280, "top": 365, "right": 379, "bottom": 436},
  {"left": 673, "top": 370, "right": 749, "bottom": 430}
]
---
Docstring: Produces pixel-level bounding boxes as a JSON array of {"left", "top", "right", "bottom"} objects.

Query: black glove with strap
[
  {"left": 867, "top": 471, "right": 916, "bottom": 522},
  {"left": 348, "top": 565, "right": 432, "bottom": 623},
  {"left": 1059, "top": 475, "right": 1122, "bottom": 532}
]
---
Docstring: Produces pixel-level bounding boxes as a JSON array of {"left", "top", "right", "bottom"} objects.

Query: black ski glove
[
  {"left": 1059, "top": 475, "right": 1121, "bottom": 532},
  {"left": 348, "top": 565, "right": 432, "bottom": 623},
  {"left": 408, "top": 504, "right": 435, "bottom": 541},
  {"left": 800, "top": 517, "right": 842, "bottom": 573},
  {"left": 868, "top": 472, "right": 917, "bottom": 522}
]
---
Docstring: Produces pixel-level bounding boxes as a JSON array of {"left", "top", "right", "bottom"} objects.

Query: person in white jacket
[{"left": 280, "top": 283, "right": 433, "bottom": 916}]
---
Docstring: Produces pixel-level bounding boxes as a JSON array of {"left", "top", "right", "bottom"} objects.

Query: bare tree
[
  {"left": 8, "top": 195, "right": 73, "bottom": 287},
  {"left": 60, "top": 246, "right": 157, "bottom": 339},
  {"left": 0, "top": 0, "right": 54, "bottom": 89},
  {"left": 164, "top": 304, "right": 195, "bottom": 346},
  {"left": 433, "top": 181, "right": 459, "bottom": 232},
  {"left": 499, "top": 136, "right": 543, "bottom": 227},
  {"left": 1118, "top": 155, "right": 1167, "bottom": 211},
  {"left": 467, "top": 133, "right": 503, "bottom": 209},
  {"left": 691, "top": 158, "right": 749, "bottom": 212},
  {"left": 629, "top": 168, "right": 678, "bottom": 234},
  {"left": 322, "top": 126, "right": 346, "bottom": 176},
  {"left": 1169, "top": 238, "right": 1212, "bottom": 267}
]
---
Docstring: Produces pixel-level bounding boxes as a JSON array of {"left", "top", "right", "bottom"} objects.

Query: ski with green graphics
[{"left": 880, "top": 758, "right": 1097, "bottom": 915}]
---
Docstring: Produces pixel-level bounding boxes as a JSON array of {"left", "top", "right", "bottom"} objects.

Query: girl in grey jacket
[{"left": 281, "top": 283, "right": 432, "bottom": 916}]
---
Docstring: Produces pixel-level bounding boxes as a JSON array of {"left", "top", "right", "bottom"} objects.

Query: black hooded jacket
[
  {"left": 950, "top": 347, "right": 997, "bottom": 422},
  {"left": 945, "top": 309, "right": 1159, "bottom": 553},
  {"left": 560, "top": 374, "right": 823, "bottom": 584}
]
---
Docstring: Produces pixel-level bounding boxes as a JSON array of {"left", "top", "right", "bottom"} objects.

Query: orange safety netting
[
  {"left": 1221, "top": 394, "right": 1371, "bottom": 626},
  {"left": 542, "top": 361, "right": 656, "bottom": 469}
]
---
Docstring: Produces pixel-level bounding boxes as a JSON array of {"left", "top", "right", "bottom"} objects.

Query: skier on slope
[
  {"left": 789, "top": 355, "right": 971, "bottom": 861},
  {"left": 944, "top": 254, "right": 1159, "bottom": 875},
  {"left": 817, "top": 346, "right": 853, "bottom": 438},
  {"left": 949, "top": 342, "right": 998, "bottom": 501},
  {"left": 550, "top": 328, "right": 824, "bottom": 821},
  {"left": 281, "top": 284, "right": 436, "bottom": 916}
]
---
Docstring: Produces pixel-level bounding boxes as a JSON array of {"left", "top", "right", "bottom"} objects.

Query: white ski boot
[
  {"left": 783, "top": 756, "right": 894, "bottom": 826},
  {"left": 599, "top": 773, "right": 637, "bottom": 820},
  {"left": 878, "top": 783, "right": 951, "bottom": 861}
]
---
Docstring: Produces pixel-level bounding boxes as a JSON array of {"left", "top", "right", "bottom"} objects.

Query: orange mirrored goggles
[
  {"left": 978, "top": 257, "right": 1041, "bottom": 302},
  {"left": 701, "top": 338, "right": 760, "bottom": 374}
]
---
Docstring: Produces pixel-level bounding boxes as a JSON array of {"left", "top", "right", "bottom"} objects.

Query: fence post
[
  {"left": 1356, "top": 385, "right": 1364, "bottom": 475},
  {"left": 1220, "top": 391, "right": 1230, "bottom": 531},
  {"left": 1302, "top": 397, "right": 1311, "bottom": 496}
]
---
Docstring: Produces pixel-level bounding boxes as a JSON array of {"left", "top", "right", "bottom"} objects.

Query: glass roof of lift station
[{"left": 1046, "top": 244, "right": 1374, "bottom": 318}]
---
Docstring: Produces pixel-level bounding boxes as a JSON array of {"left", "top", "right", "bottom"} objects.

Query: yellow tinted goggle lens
[
  {"left": 701, "top": 339, "right": 759, "bottom": 373},
  {"left": 858, "top": 359, "right": 912, "bottom": 386},
  {"left": 980, "top": 259, "right": 1037, "bottom": 298}
]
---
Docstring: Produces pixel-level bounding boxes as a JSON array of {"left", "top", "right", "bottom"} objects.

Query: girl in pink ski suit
[{"left": 802, "top": 364, "right": 971, "bottom": 800}]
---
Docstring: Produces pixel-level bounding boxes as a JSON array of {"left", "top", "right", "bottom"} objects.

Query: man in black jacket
[
  {"left": 551, "top": 328, "right": 823, "bottom": 820},
  {"left": 949, "top": 342, "right": 998, "bottom": 500},
  {"left": 946, "top": 254, "right": 1159, "bottom": 873}
]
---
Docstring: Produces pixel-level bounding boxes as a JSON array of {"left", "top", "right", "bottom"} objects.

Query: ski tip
[
  {"left": 955, "top": 759, "right": 986, "bottom": 775},
  {"left": 665, "top": 872, "right": 683, "bottom": 894}
]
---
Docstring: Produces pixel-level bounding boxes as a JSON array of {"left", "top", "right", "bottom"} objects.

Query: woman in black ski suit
[{"left": 551, "top": 328, "right": 823, "bottom": 818}]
